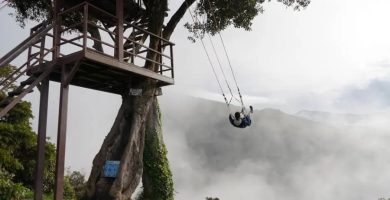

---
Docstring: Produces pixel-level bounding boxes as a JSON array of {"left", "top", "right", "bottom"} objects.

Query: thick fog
[{"left": 159, "top": 95, "right": 390, "bottom": 200}]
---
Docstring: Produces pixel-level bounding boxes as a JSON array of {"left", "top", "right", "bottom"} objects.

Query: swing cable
[
  {"left": 186, "top": 2, "right": 231, "bottom": 111},
  {"left": 205, "top": 0, "right": 246, "bottom": 108},
  {"left": 206, "top": 32, "right": 240, "bottom": 104},
  {"left": 218, "top": 32, "right": 245, "bottom": 108}
]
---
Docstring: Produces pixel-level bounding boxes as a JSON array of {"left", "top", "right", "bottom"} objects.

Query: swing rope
[
  {"left": 218, "top": 33, "right": 245, "bottom": 108},
  {"left": 205, "top": 0, "right": 246, "bottom": 108},
  {"left": 206, "top": 33, "right": 239, "bottom": 104},
  {"left": 186, "top": 1, "right": 247, "bottom": 112},
  {"left": 186, "top": 3, "right": 231, "bottom": 111}
]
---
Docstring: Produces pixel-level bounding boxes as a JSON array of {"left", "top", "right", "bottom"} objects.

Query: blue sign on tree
[{"left": 103, "top": 160, "right": 120, "bottom": 178}]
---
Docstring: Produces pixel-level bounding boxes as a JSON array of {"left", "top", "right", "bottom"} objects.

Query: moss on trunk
[{"left": 139, "top": 99, "right": 174, "bottom": 200}]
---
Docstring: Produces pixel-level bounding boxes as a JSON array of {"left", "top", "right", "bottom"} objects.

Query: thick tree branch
[{"left": 163, "top": 0, "right": 196, "bottom": 40}]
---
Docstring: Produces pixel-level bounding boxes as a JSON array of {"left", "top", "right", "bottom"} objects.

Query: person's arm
[{"left": 242, "top": 107, "right": 251, "bottom": 117}]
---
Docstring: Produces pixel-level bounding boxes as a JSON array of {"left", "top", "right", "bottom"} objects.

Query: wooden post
[
  {"left": 39, "top": 34, "right": 46, "bottom": 65},
  {"left": 54, "top": 65, "right": 69, "bottom": 200},
  {"left": 83, "top": 3, "right": 88, "bottom": 51},
  {"left": 170, "top": 44, "right": 174, "bottom": 78},
  {"left": 53, "top": 0, "right": 63, "bottom": 60},
  {"left": 115, "top": 0, "right": 124, "bottom": 61},
  {"left": 159, "top": 34, "right": 163, "bottom": 74},
  {"left": 34, "top": 79, "right": 49, "bottom": 200},
  {"left": 27, "top": 28, "right": 33, "bottom": 70}
]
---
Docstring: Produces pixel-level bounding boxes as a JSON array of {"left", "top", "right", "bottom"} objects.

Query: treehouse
[
  {"left": 0, "top": 0, "right": 174, "bottom": 199},
  {"left": 30, "top": 0, "right": 173, "bottom": 94}
]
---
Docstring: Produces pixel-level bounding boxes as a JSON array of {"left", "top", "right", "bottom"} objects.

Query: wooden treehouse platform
[
  {"left": 25, "top": 1, "right": 174, "bottom": 94},
  {"left": 30, "top": 49, "right": 174, "bottom": 94}
]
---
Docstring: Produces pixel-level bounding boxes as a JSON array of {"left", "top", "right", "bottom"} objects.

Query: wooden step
[
  {"left": 136, "top": 22, "right": 148, "bottom": 28},
  {"left": 132, "top": 30, "right": 144, "bottom": 36},
  {"left": 134, "top": 35, "right": 144, "bottom": 41},
  {"left": 20, "top": 76, "right": 38, "bottom": 86},
  {"left": 8, "top": 87, "right": 24, "bottom": 97},
  {"left": 8, "top": 87, "right": 33, "bottom": 97},
  {"left": 0, "top": 97, "right": 12, "bottom": 108},
  {"left": 125, "top": 35, "right": 144, "bottom": 46}
]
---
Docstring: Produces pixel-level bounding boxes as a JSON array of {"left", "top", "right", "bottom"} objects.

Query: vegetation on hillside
[{"left": 0, "top": 65, "right": 86, "bottom": 199}]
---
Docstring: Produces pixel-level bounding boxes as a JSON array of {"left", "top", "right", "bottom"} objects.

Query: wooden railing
[
  {"left": 0, "top": 21, "right": 54, "bottom": 94},
  {"left": 1, "top": 41, "right": 54, "bottom": 94}
]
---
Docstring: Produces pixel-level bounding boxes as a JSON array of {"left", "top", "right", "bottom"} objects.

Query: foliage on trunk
[{"left": 137, "top": 100, "right": 174, "bottom": 200}]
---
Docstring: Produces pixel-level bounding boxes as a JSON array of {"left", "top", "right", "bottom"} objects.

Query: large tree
[{"left": 5, "top": 0, "right": 310, "bottom": 199}]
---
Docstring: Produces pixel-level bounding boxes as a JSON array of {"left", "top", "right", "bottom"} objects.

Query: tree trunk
[
  {"left": 84, "top": 79, "right": 157, "bottom": 200},
  {"left": 85, "top": 1, "right": 168, "bottom": 199}
]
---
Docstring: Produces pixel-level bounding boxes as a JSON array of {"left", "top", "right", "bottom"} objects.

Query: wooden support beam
[
  {"left": 34, "top": 78, "right": 49, "bottom": 200},
  {"left": 63, "top": 60, "right": 80, "bottom": 87},
  {"left": 54, "top": 65, "right": 69, "bottom": 200}
]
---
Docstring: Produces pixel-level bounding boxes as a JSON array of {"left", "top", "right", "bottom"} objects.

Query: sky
[
  {"left": 169, "top": 0, "right": 390, "bottom": 114},
  {"left": 2, "top": 0, "right": 390, "bottom": 199}
]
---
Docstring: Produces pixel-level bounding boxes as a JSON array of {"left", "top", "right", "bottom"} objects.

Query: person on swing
[{"left": 229, "top": 106, "right": 253, "bottom": 128}]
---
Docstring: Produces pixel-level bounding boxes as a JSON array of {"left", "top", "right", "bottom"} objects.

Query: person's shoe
[{"left": 250, "top": 106, "right": 254, "bottom": 113}]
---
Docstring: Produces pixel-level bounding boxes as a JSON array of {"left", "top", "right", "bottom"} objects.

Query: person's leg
[{"left": 244, "top": 115, "right": 252, "bottom": 126}]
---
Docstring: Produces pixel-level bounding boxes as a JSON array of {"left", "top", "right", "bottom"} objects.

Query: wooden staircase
[
  {"left": 0, "top": 65, "right": 54, "bottom": 118},
  {"left": 123, "top": 17, "right": 150, "bottom": 62},
  {"left": 0, "top": 22, "right": 54, "bottom": 118}
]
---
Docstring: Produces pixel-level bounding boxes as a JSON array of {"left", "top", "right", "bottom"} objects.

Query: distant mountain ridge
[
  {"left": 295, "top": 110, "right": 366, "bottom": 125},
  {"left": 295, "top": 109, "right": 390, "bottom": 127}
]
